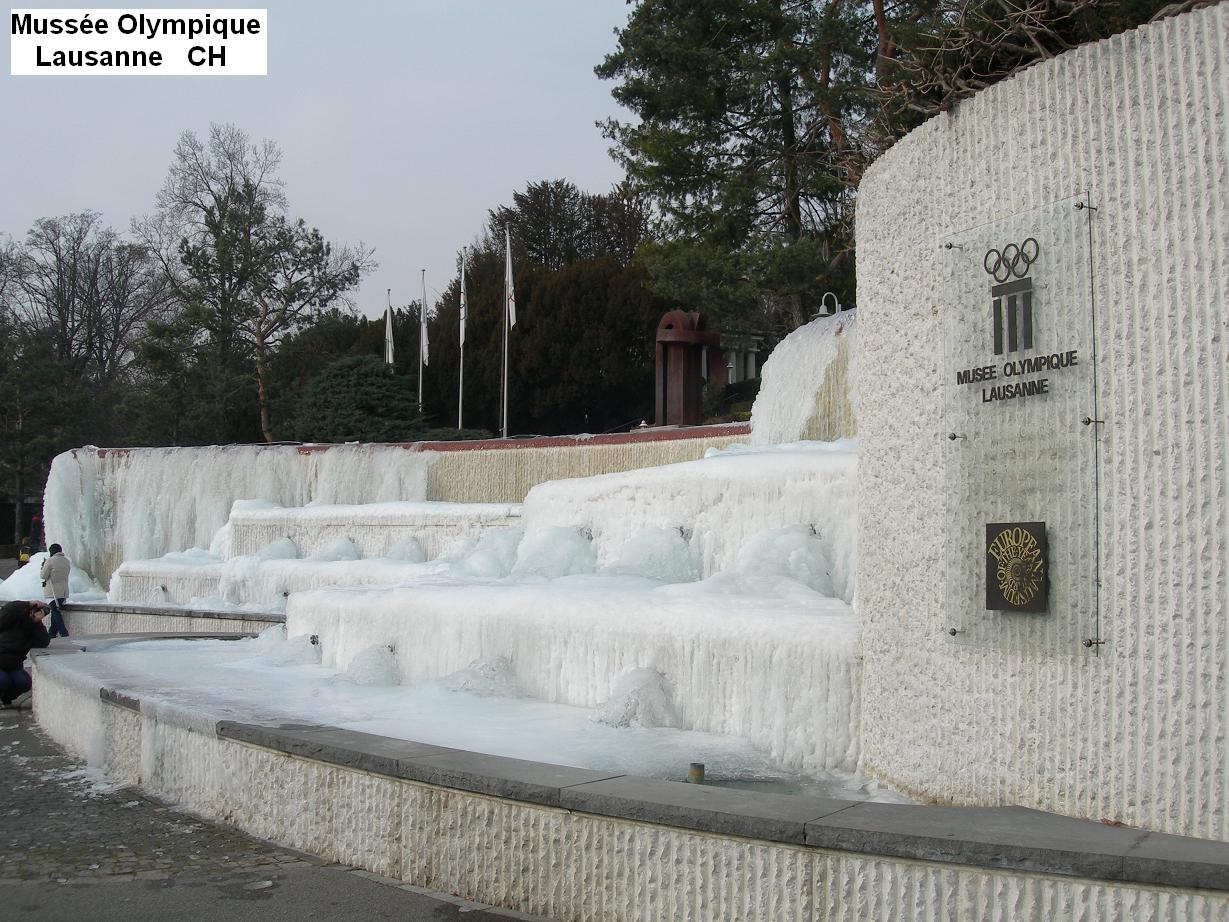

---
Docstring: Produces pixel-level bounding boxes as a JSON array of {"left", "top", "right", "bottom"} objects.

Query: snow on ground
[{"left": 39, "top": 631, "right": 906, "bottom": 803}]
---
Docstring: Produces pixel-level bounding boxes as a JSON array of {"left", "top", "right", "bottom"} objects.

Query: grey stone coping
[
  {"left": 209, "top": 720, "right": 1229, "bottom": 891},
  {"left": 558, "top": 775, "right": 855, "bottom": 845},
  {"left": 42, "top": 636, "right": 1229, "bottom": 894},
  {"left": 76, "top": 632, "right": 258, "bottom": 652},
  {"left": 216, "top": 721, "right": 624, "bottom": 808},
  {"left": 63, "top": 602, "right": 285, "bottom": 623}
]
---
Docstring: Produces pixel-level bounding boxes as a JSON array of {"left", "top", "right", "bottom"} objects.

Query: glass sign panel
[{"left": 941, "top": 194, "right": 1100, "bottom": 654}]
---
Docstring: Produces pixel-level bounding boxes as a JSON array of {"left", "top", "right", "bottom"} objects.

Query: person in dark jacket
[{"left": 0, "top": 600, "right": 50, "bottom": 707}]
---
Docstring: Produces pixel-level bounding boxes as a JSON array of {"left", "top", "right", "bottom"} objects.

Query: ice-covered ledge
[
  {"left": 63, "top": 601, "right": 284, "bottom": 622},
  {"left": 60, "top": 601, "right": 283, "bottom": 636},
  {"left": 29, "top": 641, "right": 1229, "bottom": 903}
]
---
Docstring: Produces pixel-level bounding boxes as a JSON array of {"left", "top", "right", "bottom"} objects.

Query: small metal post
[{"left": 687, "top": 762, "right": 705, "bottom": 784}]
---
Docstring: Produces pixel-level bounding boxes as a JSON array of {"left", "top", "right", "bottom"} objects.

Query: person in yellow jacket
[{"left": 40, "top": 544, "right": 71, "bottom": 639}]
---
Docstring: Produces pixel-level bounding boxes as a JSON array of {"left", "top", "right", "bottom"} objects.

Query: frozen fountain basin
[{"left": 30, "top": 634, "right": 1229, "bottom": 922}]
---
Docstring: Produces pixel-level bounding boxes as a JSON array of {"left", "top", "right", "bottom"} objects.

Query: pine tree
[{"left": 292, "top": 355, "right": 428, "bottom": 444}]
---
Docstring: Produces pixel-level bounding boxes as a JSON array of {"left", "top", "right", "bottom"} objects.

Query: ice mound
[
  {"left": 511, "top": 527, "right": 596, "bottom": 579},
  {"left": 247, "top": 624, "right": 321, "bottom": 666},
  {"left": 161, "top": 547, "right": 220, "bottom": 565},
  {"left": 385, "top": 536, "right": 426, "bottom": 563},
  {"left": 456, "top": 527, "right": 524, "bottom": 578},
  {"left": 309, "top": 537, "right": 362, "bottom": 562},
  {"left": 751, "top": 309, "right": 857, "bottom": 445},
  {"left": 437, "top": 657, "right": 525, "bottom": 698},
  {"left": 257, "top": 537, "right": 300, "bottom": 561},
  {"left": 521, "top": 440, "right": 857, "bottom": 603},
  {"left": 344, "top": 643, "right": 400, "bottom": 686},
  {"left": 604, "top": 527, "right": 699, "bottom": 583},
  {"left": 653, "top": 526, "right": 838, "bottom": 603},
  {"left": 593, "top": 668, "right": 681, "bottom": 728},
  {"left": 732, "top": 526, "right": 835, "bottom": 596}
]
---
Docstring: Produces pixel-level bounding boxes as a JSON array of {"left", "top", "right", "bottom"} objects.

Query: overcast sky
[{"left": 1, "top": 1, "right": 633, "bottom": 318}]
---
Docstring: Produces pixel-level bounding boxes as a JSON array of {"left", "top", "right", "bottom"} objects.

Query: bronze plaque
[{"left": 985, "top": 522, "right": 1048, "bottom": 612}]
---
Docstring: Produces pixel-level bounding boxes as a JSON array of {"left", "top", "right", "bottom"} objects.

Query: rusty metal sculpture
[{"left": 654, "top": 311, "right": 723, "bottom": 426}]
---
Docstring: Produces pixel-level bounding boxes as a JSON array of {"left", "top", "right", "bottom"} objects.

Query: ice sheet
[{"left": 54, "top": 633, "right": 904, "bottom": 802}]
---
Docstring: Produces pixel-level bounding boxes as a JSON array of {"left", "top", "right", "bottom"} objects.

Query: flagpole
[
  {"left": 458, "top": 247, "right": 466, "bottom": 430},
  {"left": 418, "top": 269, "right": 426, "bottom": 411},
  {"left": 501, "top": 229, "right": 511, "bottom": 439},
  {"left": 385, "top": 288, "right": 393, "bottom": 366}
]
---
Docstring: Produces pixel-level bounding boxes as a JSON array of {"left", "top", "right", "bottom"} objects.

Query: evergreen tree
[
  {"left": 292, "top": 355, "right": 428, "bottom": 444},
  {"left": 596, "top": 0, "right": 884, "bottom": 326}
]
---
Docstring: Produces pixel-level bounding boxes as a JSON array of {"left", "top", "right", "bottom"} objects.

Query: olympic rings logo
[{"left": 983, "top": 238, "right": 1039, "bottom": 283}]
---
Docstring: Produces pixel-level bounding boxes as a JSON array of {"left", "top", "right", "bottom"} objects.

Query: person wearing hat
[
  {"left": 0, "top": 600, "right": 49, "bottom": 708},
  {"left": 40, "top": 543, "right": 71, "bottom": 639}
]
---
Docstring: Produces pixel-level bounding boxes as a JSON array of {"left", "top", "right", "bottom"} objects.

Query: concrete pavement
[{"left": 0, "top": 705, "right": 552, "bottom": 921}]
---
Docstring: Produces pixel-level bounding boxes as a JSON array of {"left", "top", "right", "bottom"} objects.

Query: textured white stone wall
[
  {"left": 106, "top": 568, "right": 225, "bottom": 607},
  {"left": 856, "top": 6, "right": 1229, "bottom": 839},
  {"left": 61, "top": 607, "right": 270, "bottom": 635},
  {"left": 227, "top": 502, "right": 521, "bottom": 559},
  {"left": 424, "top": 434, "right": 746, "bottom": 505},
  {"left": 32, "top": 668, "right": 1229, "bottom": 922}
]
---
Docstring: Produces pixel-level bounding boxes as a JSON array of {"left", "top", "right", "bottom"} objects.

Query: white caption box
[{"left": 10, "top": 8, "right": 268, "bottom": 75}]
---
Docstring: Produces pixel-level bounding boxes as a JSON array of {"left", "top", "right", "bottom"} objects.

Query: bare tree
[
  {"left": 138, "top": 123, "right": 373, "bottom": 443},
  {"left": 134, "top": 124, "right": 285, "bottom": 325},
  {"left": 13, "top": 212, "right": 172, "bottom": 387}
]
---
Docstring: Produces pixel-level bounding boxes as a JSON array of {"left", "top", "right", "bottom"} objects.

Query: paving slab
[
  {"left": 398, "top": 747, "right": 626, "bottom": 807},
  {"left": 1125, "top": 829, "right": 1229, "bottom": 891},
  {"left": 216, "top": 721, "right": 463, "bottom": 772},
  {"left": 561, "top": 774, "right": 856, "bottom": 844},
  {"left": 218, "top": 721, "right": 623, "bottom": 807},
  {"left": 804, "top": 803, "right": 1151, "bottom": 880}
]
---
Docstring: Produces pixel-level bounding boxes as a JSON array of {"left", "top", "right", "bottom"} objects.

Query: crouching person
[{"left": 0, "top": 600, "right": 50, "bottom": 708}]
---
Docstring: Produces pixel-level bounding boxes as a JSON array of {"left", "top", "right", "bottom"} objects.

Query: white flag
[
  {"left": 384, "top": 290, "right": 394, "bottom": 365},
  {"left": 420, "top": 271, "right": 429, "bottom": 366},
  {"left": 504, "top": 228, "right": 516, "bottom": 329},
  {"left": 459, "top": 250, "right": 467, "bottom": 347}
]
